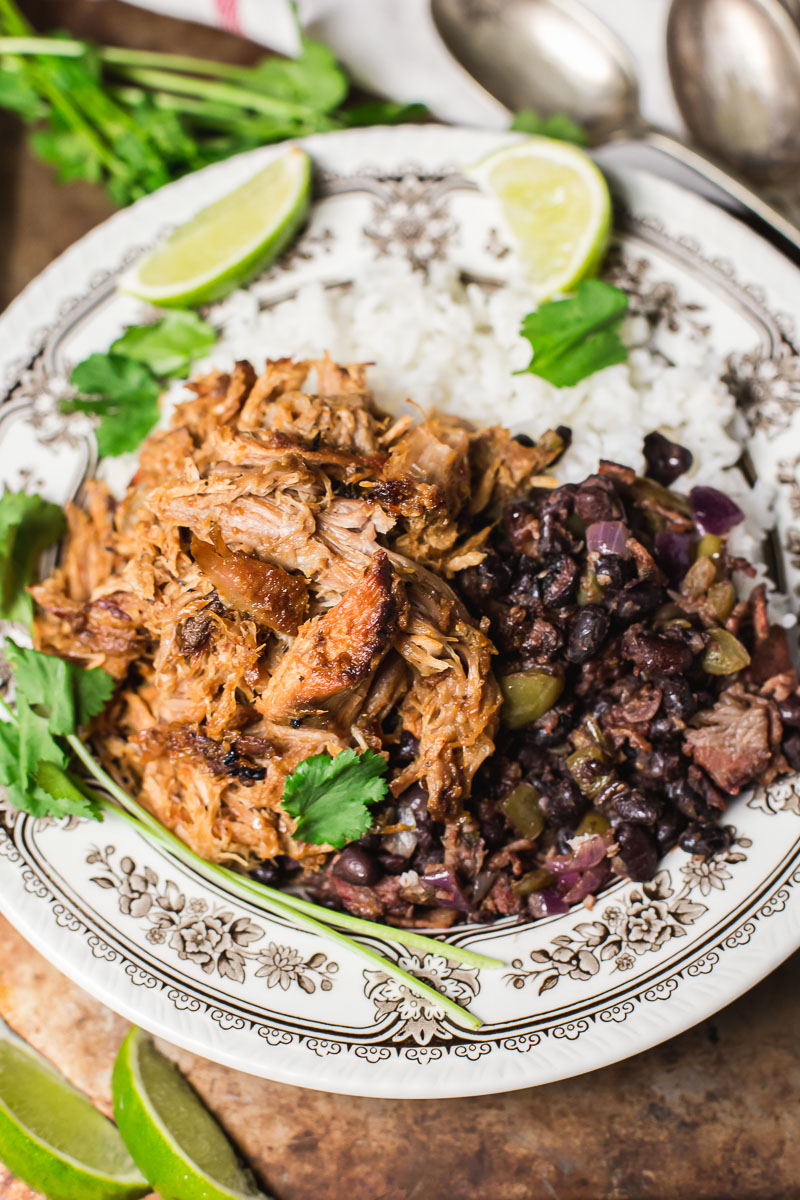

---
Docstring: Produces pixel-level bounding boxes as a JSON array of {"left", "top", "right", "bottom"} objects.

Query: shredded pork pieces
[
  {"left": 32, "top": 359, "right": 800, "bottom": 926},
  {"left": 32, "top": 356, "right": 564, "bottom": 872}
]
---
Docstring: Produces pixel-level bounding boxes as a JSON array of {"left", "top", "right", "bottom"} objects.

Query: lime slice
[
  {"left": 467, "top": 137, "right": 612, "bottom": 300},
  {"left": 120, "top": 147, "right": 312, "bottom": 307},
  {"left": 0, "top": 1033, "right": 148, "bottom": 1200},
  {"left": 112, "top": 1027, "right": 270, "bottom": 1200}
]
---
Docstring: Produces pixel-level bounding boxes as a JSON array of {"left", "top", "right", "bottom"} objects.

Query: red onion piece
[
  {"left": 549, "top": 833, "right": 608, "bottom": 876},
  {"left": 689, "top": 486, "right": 744, "bottom": 535},
  {"left": 654, "top": 531, "right": 691, "bottom": 586},
  {"left": 562, "top": 861, "right": 610, "bottom": 905},
  {"left": 528, "top": 888, "right": 570, "bottom": 918},
  {"left": 422, "top": 868, "right": 473, "bottom": 913},
  {"left": 586, "top": 520, "right": 629, "bottom": 556}
]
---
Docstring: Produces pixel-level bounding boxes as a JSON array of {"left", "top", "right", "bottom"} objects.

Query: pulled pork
[{"left": 32, "top": 356, "right": 562, "bottom": 877}]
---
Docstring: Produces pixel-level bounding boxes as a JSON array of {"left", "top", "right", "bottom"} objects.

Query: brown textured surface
[
  {"left": 2, "top": 2, "right": 800, "bottom": 1197},
  {"left": 2, "top": 913, "right": 800, "bottom": 1200}
]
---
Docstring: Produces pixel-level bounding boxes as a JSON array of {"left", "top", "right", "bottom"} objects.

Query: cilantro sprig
[
  {"left": 519, "top": 279, "right": 629, "bottom": 388},
  {"left": 0, "top": 0, "right": 428, "bottom": 207},
  {"left": 282, "top": 748, "right": 389, "bottom": 848},
  {"left": 511, "top": 109, "right": 588, "bottom": 146},
  {"left": 0, "top": 491, "right": 65, "bottom": 622},
  {"left": 0, "top": 643, "right": 113, "bottom": 819},
  {"left": 61, "top": 310, "right": 216, "bottom": 457}
]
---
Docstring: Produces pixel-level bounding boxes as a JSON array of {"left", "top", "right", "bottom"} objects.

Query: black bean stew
[{"left": 291, "top": 434, "right": 800, "bottom": 927}]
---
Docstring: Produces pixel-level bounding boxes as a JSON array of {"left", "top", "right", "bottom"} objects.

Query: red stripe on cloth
[{"left": 213, "top": 0, "right": 242, "bottom": 34}]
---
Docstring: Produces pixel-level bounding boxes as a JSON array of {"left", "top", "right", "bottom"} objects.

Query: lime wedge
[
  {"left": 120, "top": 147, "right": 312, "bottom": 307},
  {"left": 0, "top": 1034, "right": 148, "bottom": 1200},
  {"left": 112, "top": 1027, "right": 270, "bottom": 1200},
  {"left": 466, "top": 137, "right": 612, "bottom": 300}
]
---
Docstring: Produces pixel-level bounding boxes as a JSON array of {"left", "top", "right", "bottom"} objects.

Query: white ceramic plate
[{"left": 2, "top": 127, "right": 800, "bottom": 1099}]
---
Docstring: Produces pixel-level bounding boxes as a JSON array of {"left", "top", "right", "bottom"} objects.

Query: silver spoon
[
  {"left": 667, "top": 0, "right": 800, "bottom": 185},
  {"left": 430, "top": 0, "right": 800, "bottom": 253}
]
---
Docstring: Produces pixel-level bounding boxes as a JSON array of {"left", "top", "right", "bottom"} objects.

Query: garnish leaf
[
  {"left": 281, "top": 748, "right": 388, "bottom": 848},
  {"left": 0, "top": 698, "right": 98, "bottom": 820},
  {"left": 0, "top": 65, "right": 47, "bottom": 120},
  {"left": 110, "top": 311, "right": 216, "bottom": 377},
  {"left": 64, "top": 351, "right": 160, "bottom": 457},
  {"left": 0, "top": 491, "right": 66, "bottom": 623},
  {"left": 519, "top": 279, "right": 629, "bottom": 387},
  {"left": 511, "top": 109, "right": 588, "bottom": 146},
  {"left": 246, "top": 37, "right": 349, "bottom": 114},
  {"left": 6, "top": 642, "right": 115, "bottom": 734}
]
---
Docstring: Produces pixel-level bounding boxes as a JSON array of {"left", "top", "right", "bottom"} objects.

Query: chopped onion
[
  {"left": 654, "top": 531, "right": 691, "bottom": 585},
  {"left": 562, "top": 862, "right": 610, "bottom": 905},
  {"left": 689, "top": 486, "right": 744, "bottom": 535},
  {"left": 586, "top": 521, "right": 629, "bottom": 556},
  {"left": 528, "top": 888, "right": 570, "bottom": 918},
  {"left": 422, "top": 868, "right": 474, "bottom": 913},
  {"left": 550, "top": 832, "right": 608, "bottom": 875}
]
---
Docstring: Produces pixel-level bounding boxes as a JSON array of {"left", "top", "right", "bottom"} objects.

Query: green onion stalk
[{"left": 0, "top": 693, "right": 501, "bottom": 1030}]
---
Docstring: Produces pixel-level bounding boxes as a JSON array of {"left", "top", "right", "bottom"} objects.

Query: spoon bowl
[
  {"left": 430, "top": 0, "right": 639, "bottom": 143},
  {"left": 430, "top": 0, "right": 800, "bottom": 253},
  {"left": 667, "top": 0, "right": 800, "bottom": 184}
]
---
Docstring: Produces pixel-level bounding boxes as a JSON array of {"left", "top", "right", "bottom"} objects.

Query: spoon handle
[{"left": 641, "top": 127, "right": 800, "bottom": 257}]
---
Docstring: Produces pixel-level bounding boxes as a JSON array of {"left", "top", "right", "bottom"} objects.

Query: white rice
[{"left": 164, "top": 258, "right": 789, "bottom": 619}]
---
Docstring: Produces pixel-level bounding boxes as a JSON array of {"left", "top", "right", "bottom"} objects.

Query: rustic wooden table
[{"left": 2, "top": 3, "right": 800, "bottom": 1198}]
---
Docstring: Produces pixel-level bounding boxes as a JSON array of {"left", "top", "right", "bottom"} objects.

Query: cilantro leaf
[
  {"left": 0, "top": 698, "right": 99, "bottom": 820},
  {"left": 511, "top": 109, "right": 588, "bottom": 146},
  {"left": 6, "top": 643, "right": 115, "bottom": 734},
  {"left": 0, "top": 66, "right": 48, "bottom": 120},
  {"left": 63, "top": 352, "right": 161, "bottom": 457},
  {"left": 111, "top": 311, "right": 216, "bottom": 378},
  {"left": 0, "top": 491, "right": 66, "bottom": 623},
  {"left": 519, "top": 280, "right": 629, "bottom": 387},
  {"left": 246, "top": 38, "right": 349, "bottom": 114},
  {"left": 281, "top": 748, "right": 388, "bottom": 848},
  {"left": 340, "top": 101, "right": 429, "bottom": 128}
]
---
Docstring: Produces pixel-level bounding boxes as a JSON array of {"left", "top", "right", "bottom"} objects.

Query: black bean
[
  {"left": 540, "top": 774, "right": 586, "bottom": 826},
  {"left": 524, "top": 701, "right": 576, "bottom": 748},
  {"left": 608, "top": 581, "right": 666, "bottom": 622},
  {"left": 669, "top": 779, "right": 714, "bottom": 823},
  {"left": 595, "top": 553, "right": 628, "bottom": 589},
  {"left": 613, "top": 788, "right": 662, "bottom": 826},
  {"left": 566, "top": 605, "right": 609, "bottom": 663},
  {"left": 622, "top": 628, "right": 694, "bottom": 676},
  {"left": 783, "top": 731, "right": 800, "bottom": 771},
  {"left": 333, "top": 845, "right": 379, "bottom": 886},
  {"left": 659, "top": 675, "right": 698, "bottom": 721},
  {"left": 541, "top": 554, "right": 579, "bottom": 607},
  {"left": 643, "top": 431, "right": 694, "bottom": 486},
  {"left": 679, "top": 824, "right": 731, "bottom": 857},
  {"left": 575, "top": 474, "right": 624, "bottom": 523},
  {"left": 616, "top": 823, "right": 659, "bottom": 881},
  {"left": 656, "top": 807, "right": 687, "bottom": 853},
  {"left": 457, "top": 551, "right": 511, "bottom": 612},
  {"left": 378, "top": 852, "right": 410, "bottom": 875},
  {"left": 554, "top": 826, "right": 575, "bottom": 855},
  {"left": 392, "top": 730, "right": 420, "bottom": 766},
  {"left": 513, "top": 432, "right": 535, "bottom": 447},
  {"left": 778, "top": 696, "right": 800, "bottom": 729},
  {"left": 250, "top": 860, "right": 283, "bottom": 887}
]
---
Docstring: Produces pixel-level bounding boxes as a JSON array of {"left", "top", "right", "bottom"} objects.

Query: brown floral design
[
  {"left": 87, "top": 846, "right": 338, "bottom": 992},
  {"left": 505, "top": 834, "right": 749, "bottom": 996}
]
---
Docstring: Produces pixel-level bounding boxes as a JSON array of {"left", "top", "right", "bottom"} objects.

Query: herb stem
[
  {"left": 66, "top": 733, "right": 498, "bottom": 971},
  {"left": 108, "top": 64, "right": 314, "bottom": 120},
  {"left": 0, "top": 36, "right": 86, "bottom": 55},
  {"left": 65, "top": 733, "right": 492, "bottom": 1022}
]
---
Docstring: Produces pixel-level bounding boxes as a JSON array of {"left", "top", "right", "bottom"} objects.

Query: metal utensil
[
  {"left": 667, "top": 0, "right": 800, "bottom": 184},
  {"left": 430, "top": 0, "right": 800, "bottom": 253}
]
